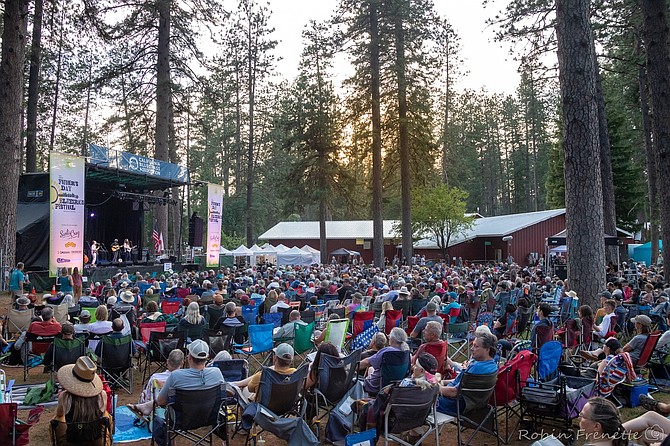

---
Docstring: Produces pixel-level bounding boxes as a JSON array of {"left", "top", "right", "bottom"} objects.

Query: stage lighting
[{"left": 90, "top": 212, "right": 95, "bottom": 218}]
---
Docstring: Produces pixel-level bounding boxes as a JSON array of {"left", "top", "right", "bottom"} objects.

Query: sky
[{"left": 265, "top": 0, "right": 520, "bottom": 94}]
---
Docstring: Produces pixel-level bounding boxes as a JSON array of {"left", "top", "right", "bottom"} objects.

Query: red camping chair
[
  {"left": 406, "top": 316, "right": 420, "bottom": 336},
  {"left": 492, "top": 349, "right": 537, "bottom": 443},
  {"left": 438, "top": 314, "right": 450, "bottom": 332},
  {"left": 161, "top": 299, "right": 181, "bottom": 315},
  {"left": 384, "top": 310, "right": 403, "bottom": 335},
  {"left": 352, "top": 311, "right": 375, "bottom": 337},
  {"left": 138, "top": 321, "right": 167, "bottom": 345},
  {"left": 0, "top": 403, "right": 44, "bottom": 446},
  {"left": 420, "top": 340, "right": 448, "bottom": 374}
]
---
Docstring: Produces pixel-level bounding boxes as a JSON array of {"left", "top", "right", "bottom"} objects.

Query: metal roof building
[{"left": 259, "top": 209, "right": 567, "bottom": 264}]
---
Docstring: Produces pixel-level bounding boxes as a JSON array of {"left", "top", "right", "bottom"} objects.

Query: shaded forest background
[{"left": 3, "top": 0, "right": 655, "bottom": 253}]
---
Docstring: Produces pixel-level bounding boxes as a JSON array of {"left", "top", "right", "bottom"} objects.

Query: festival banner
[
  {"left": 206, "top": 183, "right": 224, "bottom": 268},
  {"left": 49, "top": 153, "right": 86, "bottom": 277}
]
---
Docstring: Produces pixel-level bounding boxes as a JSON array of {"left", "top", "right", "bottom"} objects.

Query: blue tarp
[{"left": 632, "top": 241, "right": 663, "bottom": 266}]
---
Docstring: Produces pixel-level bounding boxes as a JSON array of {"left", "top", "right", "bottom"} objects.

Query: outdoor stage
[
  {"left": 25, "top": 262, "right": 200, "bottom": 293},
  {"left": 16, "top": 144, "right": 192, "bottom": 284}
]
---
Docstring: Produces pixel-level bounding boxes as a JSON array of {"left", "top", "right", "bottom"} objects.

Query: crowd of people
[{"left": 8, "top": 257, "right": 670, "bottom": 445}]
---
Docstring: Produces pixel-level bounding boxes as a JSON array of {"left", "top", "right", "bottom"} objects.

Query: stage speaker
[{"left": 189, "top": 215, "right": 204, "bottom": 247}]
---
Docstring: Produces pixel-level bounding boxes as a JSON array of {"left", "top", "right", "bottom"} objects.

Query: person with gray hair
[
  {"left": 411, "top": 320, "right": 446, "bottom": 365},
  {"left": 436, "top": 331, "right": 498, "bottom": 416},
  {"left": 273, "top": 310, "right": 306, "bottom": 340},
  {"left": 129, "top": 348, "right": 185, "bottom": 416},
  {"left": 359, "top": 327, "right": 409, "bottom": 394}
]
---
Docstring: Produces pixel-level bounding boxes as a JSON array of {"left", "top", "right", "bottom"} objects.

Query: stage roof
[{"left": 87, "top": 143, "right": 189, "bottom": 190}]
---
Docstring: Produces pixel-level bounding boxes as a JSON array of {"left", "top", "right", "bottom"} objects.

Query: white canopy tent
[
  {"left": 274, "top": 244, "right": 290, "bottom": 253},
  {"left": 277, "top": 246, "right": 313, "bottom": 266},
  {"left": 301, "top": 245, "right": 321, "bottom": 264},
  {"left": 232, "top": 245, "right": 253, "bottom": 257},
  {"left": 219, "top": 247, "right": 233, "bottom": 255}
]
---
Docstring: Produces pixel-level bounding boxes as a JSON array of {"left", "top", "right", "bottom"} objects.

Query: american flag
[{"left": 152, "top": 221, "right": 161, "bottom": 253}]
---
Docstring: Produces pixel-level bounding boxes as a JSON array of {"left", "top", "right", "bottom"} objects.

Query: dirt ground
[{"left": 3, "top": 291, "right": 669, "bottom": 445}]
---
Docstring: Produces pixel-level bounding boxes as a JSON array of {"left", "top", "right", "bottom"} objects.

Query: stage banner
[
  {"left": 206, "top": 183, "right": 224, "bottom": 268},
  {"left": 49, "top": 153, "right": 85, "bottom": 277}
]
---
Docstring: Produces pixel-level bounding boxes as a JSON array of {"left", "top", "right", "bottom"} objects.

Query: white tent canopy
[
  {"left": 301, "top": 245, "right": 321, "bottom": 263},
  {"left": 250, "top": 244, "right": 266, "bottom": 255},
  {"left": 274, "top": 244, "right": 290, "bottom": 253},
  {"left": 277, "top": 246, "right": 313, "bottom": 266},
  {"left": 219, "top": 247, "right": 233, "bottom": 255},
  {"left": 549, "top": 245, "right": 567, "bottom": 254},
  {"left": 232, "top": 245, "right": 253, "bottom": 257}
]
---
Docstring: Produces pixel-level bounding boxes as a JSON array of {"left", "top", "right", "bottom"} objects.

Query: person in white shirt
[
  {"left": 270, "top": 293, "right": 291, "bottom": 313},
  {"left": 593, "top": 299, "right": 616, "bottom": 340}
]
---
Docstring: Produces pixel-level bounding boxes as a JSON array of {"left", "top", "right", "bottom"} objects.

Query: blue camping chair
[
  {"left": 234, "top": 323, "right": 274, "bottom": 369},
  {"left": 263, "top": 312, "right": 282, "bottom": 329},
  {"left": 537, "top": 340, "right": 562, "bottom": 382},
  {"left": 138, "top": 283, "right": 152, "bottom": 298},
  {"left": 241, "top": 305, "right": 259, "bottom": 325}
]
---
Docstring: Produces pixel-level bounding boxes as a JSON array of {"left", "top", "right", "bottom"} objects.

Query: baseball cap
[
  {"left": 79, "top": 309, "right": 91, "bottom": 320},
  {"left": 597, "top": 290, "right": 612, "bottom": 299},
  {"left": 426, "top": 302, "right": 438, "bottom": 312},
  {"left": 417, "top": 353, "right": 439, "bottom": 375},
  {"left": 273, "top": 343, "right": 294, "bottom": 360},
  {"left": 631, "top": 314, "right": 652, "bottom": 327},
  {"left": 187, "top": 339, "right": 210, "bottom": 359}
]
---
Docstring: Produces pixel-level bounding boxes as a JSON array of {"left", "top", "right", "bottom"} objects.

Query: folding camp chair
[
  {"left": 234, "top": 323, "right": 274, "bottom": 370},
  {"left": 383, "top": 310, "right": 403, "bottom": 335},
  {"left": 329, "top": 307, "right": 346, "bottom": 320},
  {"left": 234, "top": 364, "right": 313, "bottom": 446},
  {"left": 213, "top": 359, "right": 249, "bottom": 382},
  {"left": 517, "top": 305, "right": 533, "bottom": 339},
  {"left": 635, "top": 330, "right": 661, "bottom": 391},
  {"left": 50, "top": 417, "right": 112, "bottom": 446},
  {"left": 263, "top": 312, "right": 282, "bottom": 329},
  {"left": 241, "top": 305, "right": 258, "bottom": 325},
  {"left": 99, "top": 334, "right": 134, "bottom": 394},
  {"left": 293, "top": 321, "right": 315, "bottom": 362},
  {"left": 143, "top": 330, "right": 185, "bottom": 384},
  {"left": 411, "top": 298, "right": 428, "bottom": 316},
  {"left": 46, "top": 303, "right": 69, "bottom": 325},
  {"left": 160, "top": 384, "right": 229, "bottom": 446},
  {"left": 204, "top": 305, "right": 225, "bottom": 329},
  {"left": 352, "top": 311, "right": 374, "bottom": 337},
  {"left": 160, "top": 299, "right": 181, "bottom": 315},
  {"left": 324, "top": 319, "right": 350, "bottom": 353},
  {"left": 493, "top": 349, "right": 536, "bottom": 444},
  {"left": 382, "top": 384, "right": 440, "bottom": 446},
  {"left": 597, "top": 352, "right": 635, "bottom": 407},
  {"left": 0, "top": 403, "right": 43, "bottom": 446},
  {"left": 4, "top": 309, "right": 34, "bottom": 340},
  {"left": 405, "top": 316, "right": 420, "bottom": 337},
  {"left": 311, "top": 348, "right": 361, "bottom": 435},
  {"left": 537, "top": 340, "right": 563, "bottom": 382},
  {"left": 370, "top": 301, "right": 383, "bottom": 319},
  {"left": 421, "top": 340, "right": 448, "bottom": 374},
  {"left": 392, "top": 300, "right": 411, "bottom": 319},
  {"left": 279, "top": 307, "right": 293, "bottom": 326},
  {"left": 452, "top": 371, "right": 500, "bottom": 446},
  {"left": 300, "top": 309, "right": 315, "bottom": 324},
  {"left": 203, "top": 327, "right": 235, "bottom": 357},
  {"left": 22, "top": 333, "right": 55, "bottom": 381},
  {"left": 376, "top": 349, "right": 410, "bottom": 394},
  {"left": 446, "top": 322, "right": 469, "bottom": 361},
  {"left": 138, "top": 321, "right": 167, "bottom": 346},
  {"left": 49, "top": 337, "right": 86, "bottom": 381}
]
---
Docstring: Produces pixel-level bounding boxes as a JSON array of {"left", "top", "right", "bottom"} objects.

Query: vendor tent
[
  {"left": 277, "top": 246, "right": 313, "bottom": 266},
  {"left": 219, "top": 247, "right": 232, "bottom": 255},
  {"left": 330, "top": 248, "right": 360, "bottom": 256},
  {"left": 633, "top": 241, "right": 663, "bottom": 266},
  {"left": 274, "top": 244, "right": 290, "bottom": 253},
  {"left": 232, "top": 245, "right": 253, "bottom": 257},
  {"left": 549, "top": 245, "right": 568, "bottom": 254},
  {"left": 301, "top": 245, "right": 321, "bottom": 264}
]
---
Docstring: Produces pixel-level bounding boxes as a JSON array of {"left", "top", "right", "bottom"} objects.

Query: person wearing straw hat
[{"left": 51, "top": 356, "right": 113, "bottom": 445}]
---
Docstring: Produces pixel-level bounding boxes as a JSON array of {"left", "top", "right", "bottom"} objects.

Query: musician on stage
[
  {"left": 90, "top": 240, "right": 99, "bottom": 267},
  {"left": 111, "top": 239, "right": 120, "bottom": 262},
  {"left": 123, "top": 239, "right": 132, "bottom": 262}
]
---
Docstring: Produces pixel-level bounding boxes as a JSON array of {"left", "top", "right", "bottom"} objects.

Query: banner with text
[
  {"left": 50, "top": 153, "right": 85, "bottom": 277},
  {"left": 206, "top": 183, "right": 224, "bottom": 268}
]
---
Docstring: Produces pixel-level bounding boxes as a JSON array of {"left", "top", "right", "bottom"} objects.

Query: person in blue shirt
[
  {"left": 442, "top": 292, "right": 462, "bottom": 324},
  {"left": 437, "top": 331, "right": 498, "bottom": 415},
  {"left": 9, "top": 262, "right": 25, "bottom": 303}
]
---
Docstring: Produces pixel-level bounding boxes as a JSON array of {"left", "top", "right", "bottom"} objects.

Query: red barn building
[{"left": 259, "top": 209, "right": 566, "bottom": 265}]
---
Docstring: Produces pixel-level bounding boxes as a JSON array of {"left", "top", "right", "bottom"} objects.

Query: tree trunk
[
  {"left": 82, "top": 54, "right": 93, "bottom": 157},
  {"left": 0, "top": 0, "right": 29, "bottom": 268},
  {"left": 556, "top": 0, "right": 606, "bottom": 309},
  {"left": 640, "top": 0, "right": 670, "bottom": 275},
  {"left": 441, "top": 32, "right": 450, "bottom": 185},
  {"left": 245, "top": 18, "right": 255, "bottom": 247},
  {"left": 155, "top": 0, "right": 171, "bottom": 252},
  {"left": 25, "top": 0, "right": 43, "bottom": 173},
  {"left": 394, "top": 0, "right": 412, "bottom": 264},
  {"left": 638, "top": 65, "right": 659, "bottom": 265},
  {"left": 594, "top": 67, "right": 617, "bottom": 262},
  {"left": 370, "top": 0, "right": 384, "bottom": 268},
  {"left": 49, "top": 7, "right": 64, "bottom": 153}
]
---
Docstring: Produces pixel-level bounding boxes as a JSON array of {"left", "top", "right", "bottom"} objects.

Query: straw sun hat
[{"left": 57, "top": 356, "right": 103, "bottom": 398}]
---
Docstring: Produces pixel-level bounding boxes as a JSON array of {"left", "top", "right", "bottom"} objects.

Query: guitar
[{"left": 111, "top": 245, "right": 120, "bottom": 252}]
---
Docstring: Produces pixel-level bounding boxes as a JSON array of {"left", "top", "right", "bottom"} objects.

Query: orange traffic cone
[{"left": 51, "top": 284, "right": 56, "bottom": 295}]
